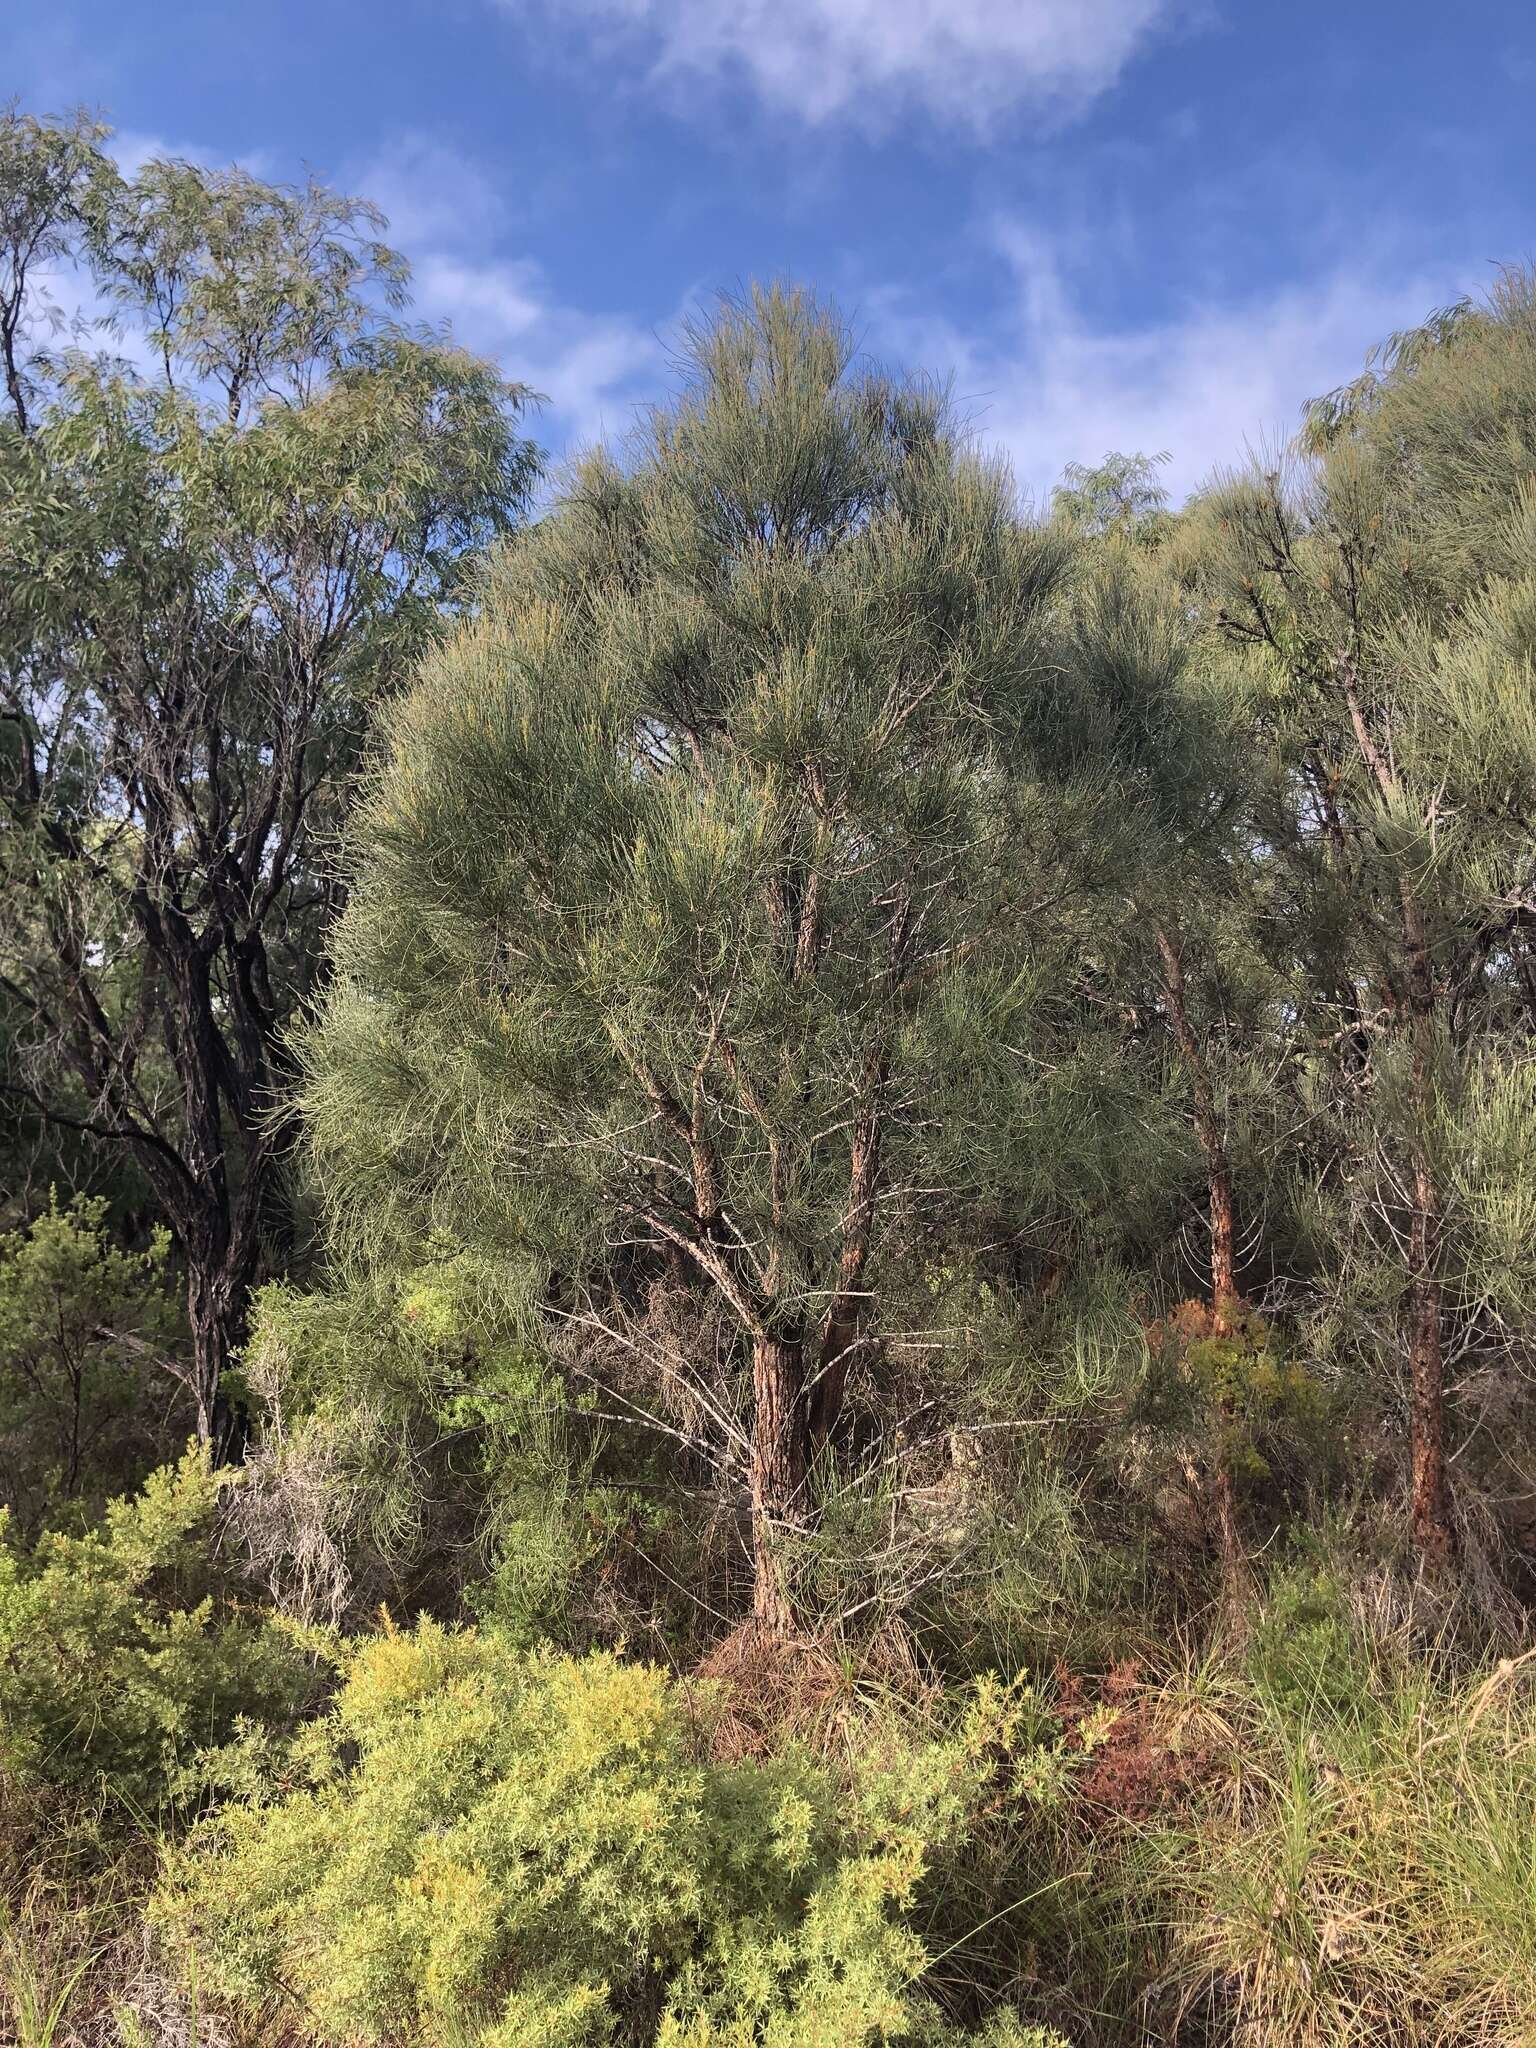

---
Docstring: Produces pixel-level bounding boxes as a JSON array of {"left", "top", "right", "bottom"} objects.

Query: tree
[
  {"left": 0, "top": 111, "right": 541, "bottom": 1450},
  {"left": 1063, "top": 542, "right": 1251, "bottom": 1597},
  {"left": 0, "top": 104, "right": 117, "bottom": 436},
  {"left": 1051, "top": 449, "right": 1174, "bottom": 549},
  {"left": 1182, "top": 269, "right": 1536, "bottom": 1572},
  {"left": 300, "top": 286, "right": 1115, "bottom": 1633}
]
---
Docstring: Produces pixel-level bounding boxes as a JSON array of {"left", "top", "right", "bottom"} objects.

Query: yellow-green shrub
[
  {"left": 0, "top": 1451, "right": 324, "bottom": 1819},
  {"left": 162, "top": 1619, "right": 1070, "bottom": 2047}
]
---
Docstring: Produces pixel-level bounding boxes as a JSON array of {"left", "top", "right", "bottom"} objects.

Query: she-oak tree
[{"left": 302, "top": 288, "right": 1121, "bottom": 1631}]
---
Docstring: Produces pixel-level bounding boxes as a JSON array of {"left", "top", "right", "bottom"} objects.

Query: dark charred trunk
[
  {"left": 749, "top": 1332, "right": 809, "bottom": 1636},
  {"left": 183, "top": 1232, "right": 252, "bottom": 1464}
]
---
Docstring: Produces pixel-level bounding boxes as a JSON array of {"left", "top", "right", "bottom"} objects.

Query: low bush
[
  {"left": 0, "top": 1450, "right": 327, "bottom": 1824},
  {"left": 160, "top": 1618, "right": 1073, "bottom": 2047}
]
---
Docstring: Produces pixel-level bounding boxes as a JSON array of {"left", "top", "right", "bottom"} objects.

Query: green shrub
[
  {"left": 1246, "top": 1565, "right": 1364, "bottom": 1723},
  {"left": 0, "top": 1450, "right": 325, "bottom": 1820},
  {"left": 243, "top": 1267, "right": 730, "bottom": 1654},
  {"left": 0, "top": 1194, "right": 189, "bottom": 1535},
  {"left": 162, "top": 1618, "right": 1071, "bottom": 2047}
]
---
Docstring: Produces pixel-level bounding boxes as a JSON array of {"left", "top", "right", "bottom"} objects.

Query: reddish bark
[
  {"left": 749, "top": 1333, "right": 810, "bottom": 1635},
  {"left": 1156, "top": 921, "right": 1246, "bottom": 1601}
]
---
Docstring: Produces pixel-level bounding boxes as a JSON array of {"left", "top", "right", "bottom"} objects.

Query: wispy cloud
[
  {"left": 356, "top": 135, "right": 665, "bottom": 458},
  {"left": 311, "top": 135, "right": 1483, "bottom": 505},
  {"left": 110, "top": 129, "right": 218, "bottom": 178},
  {"left": 413, "top": 252, "right": 663, "bottom": 454},
  {"left": 385, "top": 153, "right": 1470, "bottom": 503},
  {"left": 506, "top": 0, "right": 1183, "bottom": 130},
  {"left": 866, "top": 225, "right": 1475, "bottom": 505}
]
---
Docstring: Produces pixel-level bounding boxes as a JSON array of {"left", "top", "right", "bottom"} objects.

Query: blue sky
[{"left": 7, "top": 0, "right": 1533, "bottom": 502}]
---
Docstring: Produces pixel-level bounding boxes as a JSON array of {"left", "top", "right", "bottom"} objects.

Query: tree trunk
[
  {"left": 1335, "top": 648, "right": 1457, "bottom": 1569},
  {"left": 1407, "top": 1157, "right": 1453, "bottom": 1566},
  {"left": 187, "top": 1260, "right": 232, "bottom": 1457},
  {"left": 809, "top": 1086, "right": 885, "bottom": 1454},
  {"left": 749, "top": 1333, "right": 809, "bottom": 1636},
  {"left": 179, "top": 1208, "right": 254, "bottom": 1466},
  {"left": 1156, "top": 921, "right": 1247, "bottom": 1604}
]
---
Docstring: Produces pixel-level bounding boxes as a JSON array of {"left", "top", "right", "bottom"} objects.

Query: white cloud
[
  {"left": 866, "top": 226, "right": 1474, "bottom": 506},
  {"left": 111, "top": 130, "right": 210, "bottom": 179},
  {"left": 353, "top": 138, "right": 666, "bottom": 459},
  {"left": 413, "top": 251, "right": 664, "bottom": 454},
  {"left": 344, "top": 134, "right": 511, "bottom": 253},
  {"left": 509, "top": 0, "right": 1180, "bottom": 129},
  {"left": 110, "top": 130, "right": 280, "bottom": 181},
  {"left": 385, "top": 151, "right": 1469, "bottom": 504},
  {"left": 323, "top": 135, "right": 1481, "bottom": 511}
]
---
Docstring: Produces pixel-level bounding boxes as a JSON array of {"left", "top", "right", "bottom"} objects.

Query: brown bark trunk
[
  {"left": 1399, "top": 874, "right": 1455, "bottom": 1568},
  {"left": 809, "top": 1085, "right": 884, "bottom": 1453},
  {"left": 1156, "top": 921, "right": 1247, "bottom": 1602},
  {"left": 749, "top": 1333, "right": 809, "bottom": 1636},
  {"left": 1335, "top": 646, "right": 1456, "bottom": 1568}
]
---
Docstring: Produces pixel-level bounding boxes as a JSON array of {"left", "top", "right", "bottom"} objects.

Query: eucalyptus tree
[
  {"left": 301, "top": 287, "right": 1115, "bottom": 1634},
  {"left": 0, "top": 110, "right": 541, "bottom": 1449},
  {"left": 1051, "top": 447, "right": 1174, "bottom": 551},
  {"left": 1184, "top": 270, "right": 1536, "bottom": 1573},
  {"left": 0, "top": 105, "right": 117, "bottom": 434}
]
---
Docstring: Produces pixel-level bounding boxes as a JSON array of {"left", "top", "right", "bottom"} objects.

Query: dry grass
[
  {"left": 1138, "top": 1648, "right": 1536, "bottom": 2046},
  {"left": 694, "top": 1613, "right": 941, "bottom": 1762}
]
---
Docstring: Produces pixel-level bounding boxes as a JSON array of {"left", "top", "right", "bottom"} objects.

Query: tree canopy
[
  {"left": 0, "top": 109, "right": 541, "bottom": 1444},
  {"left": 4, "top": 101, "right": 1536, "bottom": 2048}
]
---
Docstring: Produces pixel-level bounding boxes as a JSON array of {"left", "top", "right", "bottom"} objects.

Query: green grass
[{"left": 1123, "top": 1641, "right": 1536, "bottom": 2045}]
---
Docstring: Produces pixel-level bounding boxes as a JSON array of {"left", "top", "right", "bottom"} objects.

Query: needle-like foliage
[{"left": 303, "top": 285, "right": 1129, "bottom": 1631}]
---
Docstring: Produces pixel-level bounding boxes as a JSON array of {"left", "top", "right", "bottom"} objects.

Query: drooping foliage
[
  {"left": 300, "top": 285, "right": 1158, "bottom": 1630},
  {"left": 1177, "top": 266, "right": 1536, "bottom": 1570}
]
